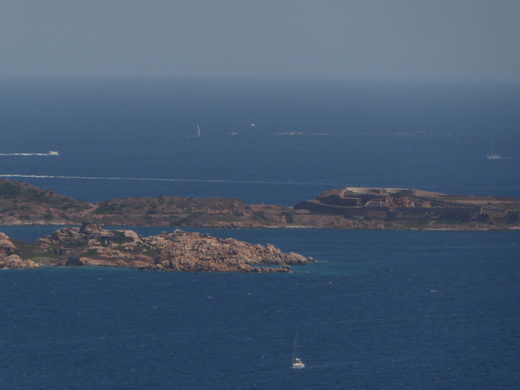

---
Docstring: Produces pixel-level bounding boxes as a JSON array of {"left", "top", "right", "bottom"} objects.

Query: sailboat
[
  {"left": 486, "top": 134, "right": 502, "bottom": 159},
  {"left": 187, "top": 124, "right": 201, "bottom": 139},
  {"left": 291, "top": 329, "right": 305, "bottom": 370}
]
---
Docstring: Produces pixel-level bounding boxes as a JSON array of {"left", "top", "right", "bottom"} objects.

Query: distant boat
[
  {"left": 486, "top": 154, "right": 513, "bottom": 160},
  {"left": 0, "top": 150, "right": 59, "bottom": 156},
  {"left": 187, "top": 124, "right": 201, "bottom": 139},
  {"left": 291, "top": 329, "right": 305, "bottom": 370},
  {"left": 486, "top": 135, "right": 503, "bottom": 159}
]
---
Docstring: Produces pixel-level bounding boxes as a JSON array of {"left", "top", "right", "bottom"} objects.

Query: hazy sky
[{"left": 1, "top": 0, "right": 520, "bottom": 81}]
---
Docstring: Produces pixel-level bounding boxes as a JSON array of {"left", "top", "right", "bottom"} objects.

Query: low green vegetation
[
  {"left": 11, "top": 238, "right": 59, "bottom": 262},
  {"left": 253, "top": 211, "right": 267, "bottom": 221},
  {"left": 93, "top": 202, "right": 122, "bottom": 214},
  {"left": 0, "top": 182, "right": 24, "bottom": 199},
  {"left": 0, "top": 180, "right": 90, "bottom": 211},
  {"left": 112, "top": 231, "right": 135, "bottom": 243}
]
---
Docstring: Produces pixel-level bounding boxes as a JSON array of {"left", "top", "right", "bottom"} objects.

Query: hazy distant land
[{"left": 1, "top": 179, "right": 519, "bottom": 231}]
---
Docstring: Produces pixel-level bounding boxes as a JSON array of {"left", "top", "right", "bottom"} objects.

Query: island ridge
[{"left": 1, "top": 179, "right": 519, "bottom": 230}]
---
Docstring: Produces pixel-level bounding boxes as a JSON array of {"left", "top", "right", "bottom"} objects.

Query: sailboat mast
[{"left": 292, "top": 329, "right": 298, "bottom": 361}]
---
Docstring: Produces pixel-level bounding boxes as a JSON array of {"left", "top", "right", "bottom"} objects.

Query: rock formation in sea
[
  {"left": 30, "top": 223, "right": 315, "bottom": 273},
  {"left": 0, "top": 232, "right": 40, "bottom": 269}
]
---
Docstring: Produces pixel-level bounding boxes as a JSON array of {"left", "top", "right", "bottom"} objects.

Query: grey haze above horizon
[{"left": 1, "top": 0, "right": 520, "bottom": 82}]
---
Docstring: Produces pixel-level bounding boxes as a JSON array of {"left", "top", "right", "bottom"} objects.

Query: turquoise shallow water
[{"left": 1, "top": 228, "right": 519, "bottom": 389}]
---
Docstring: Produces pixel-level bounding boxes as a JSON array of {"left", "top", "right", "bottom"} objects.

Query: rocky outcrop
[
  {"left": 0, "top": 233, "right": 40, "bottom": 269},
  {"left": 148, "top": 230, "right": 310, "bottom": 272},
  {"left": 34, "top": 223, "right": 315, "bottom": 272},
  {"left": 0, "top": 232, "right": 16, "bottom": 256},
  {"left": 0, "top": 254, "right": 40, "bottom": 269}
]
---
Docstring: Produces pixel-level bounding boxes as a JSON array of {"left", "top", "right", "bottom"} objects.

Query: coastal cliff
[{"left": 1, "top": 222, "right": 314, "bottom": 272}]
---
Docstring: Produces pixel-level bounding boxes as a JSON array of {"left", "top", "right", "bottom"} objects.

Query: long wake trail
[
  {"left": 0, "top": 173, "right": 334, "bottom": 187},
  {"left": 0, "top": 151, "right": 59, "bottom": 156}
]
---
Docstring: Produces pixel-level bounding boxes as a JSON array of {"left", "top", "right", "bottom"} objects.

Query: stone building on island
[{"left": 294, "top": 187, "right": 520, "bottom": 224}]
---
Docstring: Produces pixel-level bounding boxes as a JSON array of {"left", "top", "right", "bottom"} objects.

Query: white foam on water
[{"left": 0, "top": 173, "right": 333, "bottom": 186}]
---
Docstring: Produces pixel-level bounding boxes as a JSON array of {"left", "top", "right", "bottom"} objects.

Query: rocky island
[
  {"left": 1, "top": 179, "right": 519, "bottom": 230},
  {"left": 0, "top": 222, "right": 314, "bottom": 271}
]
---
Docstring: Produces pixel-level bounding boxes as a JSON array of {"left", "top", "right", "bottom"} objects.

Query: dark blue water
[
  {"left": 0, "top": 78, "right": 519, "bottom": 204},
  {"left": 1, "top": 228, "right": 519, "bottom": 389},
  {"left": 1, "top": 79, "right": 520, "bottom": 388}
]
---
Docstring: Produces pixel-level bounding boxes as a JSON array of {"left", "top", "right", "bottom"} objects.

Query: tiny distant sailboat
[
  {"left": 187, "top": 124, "right": 201, "bottom": 139},
  {"left": 291, "top": 329, "right": 305, "bottom": 370},
  {"left": 486, "top": 135, "right": 503, "bottom": 159}
]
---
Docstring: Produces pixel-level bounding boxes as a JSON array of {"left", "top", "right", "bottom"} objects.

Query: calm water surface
[
  {"left": 1, "top": 79, "right": 519, "bottom": 388},
  {"left": 1, "top": 228, "right": 519, "bottom": 389}
]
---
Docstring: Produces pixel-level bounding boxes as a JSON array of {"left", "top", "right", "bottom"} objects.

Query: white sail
[{"left": 186, "top": 124, "right": 201, "bottom": 139}]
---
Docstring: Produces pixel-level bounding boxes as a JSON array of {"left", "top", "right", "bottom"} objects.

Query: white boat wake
[
  {"left": 0, "top": 151, "right": 59, "bottom": 156},
  {"left": 0, "top": 173, "right": 334, "bottom": 187}
]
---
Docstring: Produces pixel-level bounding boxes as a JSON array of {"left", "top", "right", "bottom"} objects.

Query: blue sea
[{"left": 1, "top": 78, "right": 520, "bottom": 389}]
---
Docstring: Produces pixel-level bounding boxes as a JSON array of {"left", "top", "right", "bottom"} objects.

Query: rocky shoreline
[
  {"left": 2, "top": 179, "right": 518, "bottom": 272},
  {"left": 0, "top": 222, "right": 314, "bottom": 272},
  {"left": 1, "top": 179, "right": 519, "bottom": 231}
]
